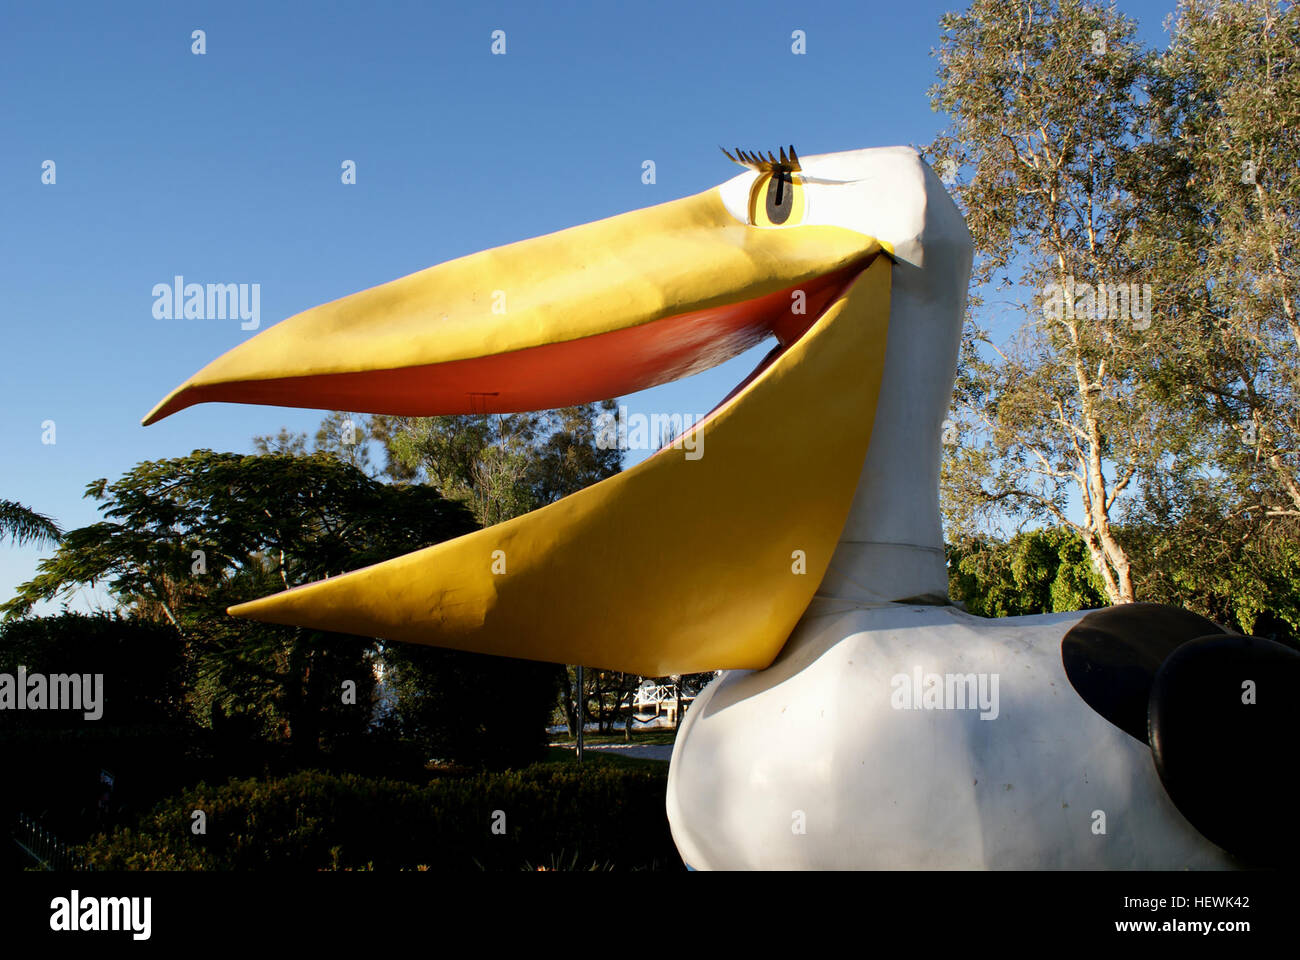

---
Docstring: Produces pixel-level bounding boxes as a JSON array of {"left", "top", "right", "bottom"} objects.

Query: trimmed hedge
[{"left": 80, "top": 764, "right": 681, "bottom": 871}]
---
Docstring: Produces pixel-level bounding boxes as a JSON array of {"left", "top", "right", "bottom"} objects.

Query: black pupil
[{"left": 765, "top": 172, "right": 794, "bottom": 224}]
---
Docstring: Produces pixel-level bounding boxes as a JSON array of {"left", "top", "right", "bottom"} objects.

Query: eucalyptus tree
[
  {"left": 372, "top": 401, "right": 621, "bottom": 528},
  {"left": 929, "top": 0, "right": 1165, "bottom": 602},
  {"left": 253, "top": 410, "right": 374, "bottom": 474},
  {"left": 1135, "top": 0, "right": 1300, "bottom": 521}
]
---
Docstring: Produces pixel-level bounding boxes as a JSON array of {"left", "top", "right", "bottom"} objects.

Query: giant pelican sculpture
[{"left": 145, "top": 146, "right": 1299, "bottom": 869}]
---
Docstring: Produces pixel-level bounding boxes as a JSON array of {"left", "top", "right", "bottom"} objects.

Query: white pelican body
[{"left": 667, "top": 601, "right": 1235, "bottom": 869}]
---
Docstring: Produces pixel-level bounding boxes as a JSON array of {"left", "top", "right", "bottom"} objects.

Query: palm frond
[{"left": 0, "top": 499, "right": 63, "bottom": 547}]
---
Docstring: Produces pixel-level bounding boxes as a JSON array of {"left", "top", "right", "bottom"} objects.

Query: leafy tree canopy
[
  {"left": 1, "top": 450, "right": 479, "bottom": 753},
  {"left": 3, "top": 449, "right": 475, "bottom": 622}
]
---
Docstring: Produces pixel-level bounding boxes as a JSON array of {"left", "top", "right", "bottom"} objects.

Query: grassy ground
[
  {"left": 541, "top": 747, "right": 669, "bottom": 769},
  {"left": 548, "top": 728, "right": 678, "bottom": 747}
]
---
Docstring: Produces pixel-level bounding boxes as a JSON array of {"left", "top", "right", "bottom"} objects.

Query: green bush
[
  {"left": 375, "top": 644, "right": 562, "bottom": 770},
  {"left": 0, "top": 612, "right": 187, "bottom": 731},
  {"left": 1125, "top": 517, "right": 1300, "bottom": 645},
  {"left": 80, "top": 765, "right": 681, "bottom": 871},
  {"left": 948, "top": 529, "right": 1108, "bottom": 618}
]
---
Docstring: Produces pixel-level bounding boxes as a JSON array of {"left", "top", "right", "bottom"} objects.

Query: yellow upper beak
[
  {"left": 147, "top": 186, "right": 894, "bottom": 675},
  {"left": 144, "top": 188, "right": 876, "bottom": 425}
]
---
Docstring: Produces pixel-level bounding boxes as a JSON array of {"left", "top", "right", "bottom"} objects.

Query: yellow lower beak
[{"left": 228, "top": 257, "right": 891, "bottom": 675}]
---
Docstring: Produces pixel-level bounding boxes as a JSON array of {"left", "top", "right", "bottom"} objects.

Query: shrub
[
  {"left": 948, "top": 529, "right": 1107, "bottom": 617},
  {"left": 375, "top": 645, "right": 562, "bottom": 769},
  {"left": 80, "top": 764, "right": 681, "bottom": 871}
]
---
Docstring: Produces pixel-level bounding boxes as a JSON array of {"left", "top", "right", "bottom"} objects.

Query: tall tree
[
  {"left": 1123, "top": 472, "right": 1300, "bottom": 642},
  {"left": 1094, "top": 0, "right": 1300, "bottom": 642},
  {"left": 253, "top": 410, "right": 375, "bottom": 474},
  {"left": 371, "top": 402, "right": 621, "bottom": 527},
  {"left": 929, "top": 0, "right": 1162, "bottom": 602},
  {"left": 1134, "top": 0, "right": 1300, "bottom": 520}
]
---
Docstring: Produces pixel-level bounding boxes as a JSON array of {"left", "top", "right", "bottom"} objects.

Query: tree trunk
[
  {"left": 1075, "top": 354, "right": 1136, "bottom": 606},
  {"left": 559, "top": 667, "right": 579, "bottom": 739}
]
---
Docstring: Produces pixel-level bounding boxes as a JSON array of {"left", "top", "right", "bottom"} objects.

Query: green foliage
[
  {"left": 0, "top": 614, "right": 206, "bottom": 840},
  {"left": 376, "top": 645, "right": 562, "bottom": 769},
  {"left": 372, "top": 403, "right": 621, "bottom": 527},
  {"left": 1, "top": 451, "right": 480, "bottom": 755},
  {"left": 1132, "top": 0, "right": 1300, "bottom": 520},
  {"left": 80, "top": 765, "right": 681, "bottom": 871},
  {"left": 948, "top": 528, "right": 1108, "bottom": 618},
  {"left": 253, "top": 411, "right": 375, "bottom": 473},
  {"left": 0, "top": 725, "right": 207, "bottom": 846},
  {"left": 951, "top": 513, "right": 1300, "bottom": 648},
  {"left": 1124, "top": 473, "right": 1300, "bottom": 644},
  {"left": 3, "top": 449, "right": 477, "bottom": 621},
  {"left": 1, "top": 446, "right": 574, "bottom": 775},
  {"left": 1132, "top": 525, "right": 1300, "bottom": 644},
  {"left": 930, "top": 0, "right": 1300, "bottom": 605}
]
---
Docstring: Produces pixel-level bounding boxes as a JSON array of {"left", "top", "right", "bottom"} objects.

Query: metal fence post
[{"left": 576, "top": 664, "right": 584, "bottom": 764}]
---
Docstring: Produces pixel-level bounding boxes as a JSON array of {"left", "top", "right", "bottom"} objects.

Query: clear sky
[{"left": 1, "top": 0, "right": 1182, "bottom": 613}]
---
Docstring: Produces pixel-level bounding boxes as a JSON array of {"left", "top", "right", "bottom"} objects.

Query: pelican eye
[{"left": 750, "top": 171, "right": 805, "bottom": 227}]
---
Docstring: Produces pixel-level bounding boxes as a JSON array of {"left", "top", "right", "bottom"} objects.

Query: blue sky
[{"left": 1, "top": 0, "right": 1182, "bottom": 612}]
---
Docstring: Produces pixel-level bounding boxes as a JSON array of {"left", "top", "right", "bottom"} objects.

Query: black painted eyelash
[{"left": 721, "top": 145, "right": 801, "bottom": 174}]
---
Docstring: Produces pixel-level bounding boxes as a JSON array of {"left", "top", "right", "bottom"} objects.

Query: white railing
[{"left": 633, "top": 683, "right": 695, "bottom": 710}]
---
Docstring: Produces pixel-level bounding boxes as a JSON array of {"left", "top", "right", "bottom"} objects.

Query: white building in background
[{"left": 633, "top": 674, "right": 719, "bottom": 725}]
